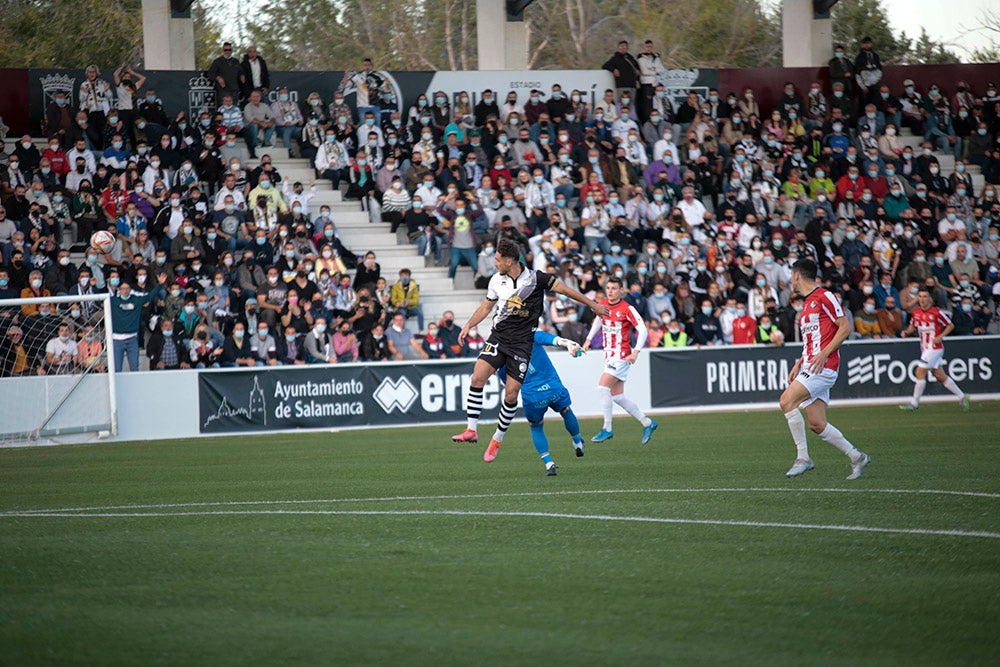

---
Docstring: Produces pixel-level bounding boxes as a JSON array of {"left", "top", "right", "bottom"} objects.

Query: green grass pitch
[{"left": 1, "top": 402, "right": 999, "bottom": 665}]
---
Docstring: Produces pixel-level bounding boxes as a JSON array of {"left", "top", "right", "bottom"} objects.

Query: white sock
[
  {"left": 910, "top": 379, "right": 927, "bottom": 407},
  {"left": 941, "top": 377, "right": 965, "bottom": 399},
  {"left": 599, "top": 386, "right": 613, "bottom": 430},
  {"left": 819, "top": 423, "right": 860, "bottom": 460},
  {"left": 784, "top": 410, "right": 809, "bottom": 459},
  {"left": 613, "top": 394, "right": 652, "bottom": 427}
]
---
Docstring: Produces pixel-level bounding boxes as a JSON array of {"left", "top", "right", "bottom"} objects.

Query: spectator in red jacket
[{"left": 731, "top": 304, "right": 757, "bottom": 345}]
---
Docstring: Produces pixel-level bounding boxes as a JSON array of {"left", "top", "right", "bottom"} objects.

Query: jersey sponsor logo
[{"left": 505, "top": 294, "right": 529, "bottom": 318}]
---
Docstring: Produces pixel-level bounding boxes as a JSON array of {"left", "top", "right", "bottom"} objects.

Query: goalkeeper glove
[{"left": 554, "top": 336, "right": 583, "bottom": 357}]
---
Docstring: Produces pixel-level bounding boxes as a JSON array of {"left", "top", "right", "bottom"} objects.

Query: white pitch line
[
  {"left": 5, "top": 487, "right": 999, "bottom": 516},
  {"left": 2, "top": 509, "right": 998, "bottom": 540}
]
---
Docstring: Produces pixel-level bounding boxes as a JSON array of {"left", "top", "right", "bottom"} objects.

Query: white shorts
[
  {"left": 918, "top": 348, "right": 944, "bottom": 370},
  {"left": 795, "top": 367, "right": 838, "bottom": 408},
  {"left": 602, "top": 359, "right": 632, "bottom": 382}
]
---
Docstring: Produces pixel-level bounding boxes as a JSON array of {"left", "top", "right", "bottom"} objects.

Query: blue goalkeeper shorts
[{"left": 522, "top": 386, "right": 572, "bottom": 424}]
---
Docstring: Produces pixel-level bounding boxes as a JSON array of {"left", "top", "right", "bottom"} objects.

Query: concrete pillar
[
  {"left": 477, "top": 0, "right": 529, "bottom": 70},
  {"left": 782, "top": 0, "right": 832, "bottom": 68},
  {"left": 142, "top": 0, "right": 195, "bottom": 70},
  {"left": 477, "top": 0, "right": 506, "bottom": 70},
  {"left": 504, "top": 21, "right": 529, "bottom": 70}
]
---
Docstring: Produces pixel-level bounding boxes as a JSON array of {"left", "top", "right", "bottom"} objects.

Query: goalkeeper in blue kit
[{"left": 492, "top": 330, "right": 586, "bottom": 476}]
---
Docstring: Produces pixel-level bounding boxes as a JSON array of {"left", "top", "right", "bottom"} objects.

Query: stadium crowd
[{"left": 1, "top": 37, "right": 999, "bottom": 374}]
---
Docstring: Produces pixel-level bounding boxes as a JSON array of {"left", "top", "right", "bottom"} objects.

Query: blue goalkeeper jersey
[{"left": 498, "top": 330, "right": 566, "bottom": 397}]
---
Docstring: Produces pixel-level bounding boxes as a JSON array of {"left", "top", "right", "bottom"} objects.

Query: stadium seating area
[{"left": 1, "top": 53, "right": 999, "bottom": 374}]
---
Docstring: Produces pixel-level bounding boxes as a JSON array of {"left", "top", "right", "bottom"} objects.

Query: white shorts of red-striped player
[
  {"left": 603, "top": 358, "right": 632, "bottom": 382},
  {"left": 796, "top": 367, "right": 838, "bottom": 408},
  {"left": 917, "top": 348, "right": 945, "bottom": 370}
]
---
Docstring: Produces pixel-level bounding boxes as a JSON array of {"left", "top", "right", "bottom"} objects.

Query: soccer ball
[{"left": 90, "top": 230, "right": 116, "bottom": 254}]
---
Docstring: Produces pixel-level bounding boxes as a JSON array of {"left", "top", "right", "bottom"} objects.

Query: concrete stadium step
[{"left": 328, "top": 211, "right": 370, "bottom": 225}]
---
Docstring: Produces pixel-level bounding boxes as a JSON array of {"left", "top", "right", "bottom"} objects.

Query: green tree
[
  {"left": 0, "top": 0, "right": 222, "bottom": 70},
  {"left": 240, "top": 0, "right": 478, "bottom": 71},
  {"left": 0, "top": 0, "right": 143, "bottom": 68},
  {"left": 831, "top": 0, "right": 967, "bottom": 65},
  {"left": 831, "top": 0, "right": 911, "bottom": 64},
  {"left": 622, "top": 0, "right": 782, "bottom": 68},
  {"left": 193, "top": 2, "right": 224, "bottom": 71},
  {"left": 908, "top": 28, "right": 959, "bottom": 65}
]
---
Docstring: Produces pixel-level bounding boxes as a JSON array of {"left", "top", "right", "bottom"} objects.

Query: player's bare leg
[
  {"left": 780, "top": 380, "right": 815, "bottom": 476},
  {"left": 804, "top": 399, "right": 870, "bottom": 480},
  {"left": 453, "top": 359, "right": 498, "bottom": 443}
]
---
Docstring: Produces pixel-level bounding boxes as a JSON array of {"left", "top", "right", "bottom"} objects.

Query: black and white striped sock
[
  {"left": 492, "top": 400, "right": 519, "bottom": 443},
  {"left": 466, "top": 386, "right": 484, "bottom": 431}
]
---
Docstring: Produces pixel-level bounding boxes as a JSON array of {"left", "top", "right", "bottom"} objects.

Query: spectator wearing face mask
[
  {"left": 853, "top": 296, "right": 882, "bottom": 339},
  {"left": 389, "top": 268, "right": 424, "bottom": 332},
  {"left": 146, "top": 318, "right": 189, "bottom": 370},
  {"left": 876, "top": 295, "right": 903, "bottom": 337}
]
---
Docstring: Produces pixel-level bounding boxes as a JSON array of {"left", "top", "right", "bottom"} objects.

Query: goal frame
[{"left": 0, "top": 293, "right": 118, "bottom": 441}]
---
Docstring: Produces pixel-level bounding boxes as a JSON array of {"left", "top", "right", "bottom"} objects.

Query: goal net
[{"left": 0, "top": 293, "right": 116, "bottom": 446}]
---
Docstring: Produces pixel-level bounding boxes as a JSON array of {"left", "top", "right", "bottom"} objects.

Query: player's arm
[
  {"left": 458, "top": 298, "right": 496, "bottom": 344},
  {"left": 808, "top": 315, "right": 851, "bottom": 374},
  {"left": 534, "top": 330, "right": 557, "bottom": 347},
  {"left": 625, "top": 311, "right": 648, "bottom": 363},
  {"left": 582, "top": 315, "right": 602, "bottom": 351},
  {"left": 551, "top": 280, "right": 609, "bottom": 318},
  {"left": 787, "top": 357, "right": 803, "bottom": 384},
  {"left": 536, "top": 330, "right": 582, "bottom": 356},
  {"left": 934, "top": 320, "right": 955, "bottom": 345}
]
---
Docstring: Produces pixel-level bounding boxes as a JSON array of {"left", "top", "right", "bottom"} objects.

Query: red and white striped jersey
[
  {"left": 799, "top": 287, "right": 845, "bottom": 372},
  {"left": 911, "top": 307, "right": 951, "bottom": 353},
  {"left": 591, "top": 299, "right": 647, "bottom": 362}
]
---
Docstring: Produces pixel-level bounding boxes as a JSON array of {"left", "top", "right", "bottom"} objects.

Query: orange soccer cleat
[
  {"left": 484, "top": 438, "right": 501, "bottom": 462},
  {"left": 451, "top": 428, "right": 479, "bottom": 443}
]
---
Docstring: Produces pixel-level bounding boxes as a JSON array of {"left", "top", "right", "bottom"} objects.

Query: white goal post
[{"left": 0, "top": 293, "right": 117, "bottom": 445}]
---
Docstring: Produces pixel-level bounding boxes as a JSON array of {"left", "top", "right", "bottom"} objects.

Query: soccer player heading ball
[
  {"left": 780, "top": 259, "right": 871, "bottom": 480},
  {"left": 451, "top": 238, "right": 609, "bottom": 462},
  {"left": 583, "top": 276, "right": 658, "bottom": 445}
]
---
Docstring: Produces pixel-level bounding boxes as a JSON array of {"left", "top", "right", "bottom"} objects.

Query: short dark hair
[
  {"left": 496, "top": 238, "right": 520, "bottom": 260},
  {"left": 606, "top": 275, "right": 623, "bottom": 288},
  {"left": 791, "top": 258, "right": 818, "bottom": 281}
]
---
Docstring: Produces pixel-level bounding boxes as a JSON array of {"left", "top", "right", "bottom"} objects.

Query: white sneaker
[
  {"left": 786, "top": 458, "right": 815, "bottom": 477},
  {"left": 846, "top": 452, "right": 871, "bottom": 480}
]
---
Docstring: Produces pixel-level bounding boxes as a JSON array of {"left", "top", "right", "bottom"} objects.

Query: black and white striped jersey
[{"left": 486, "top": 265, "right": 558, "bottom": 346}]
